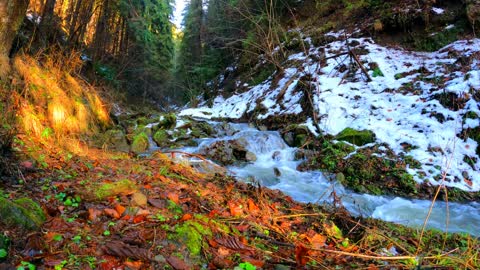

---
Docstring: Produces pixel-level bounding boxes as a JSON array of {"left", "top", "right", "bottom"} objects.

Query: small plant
[
  {"left": 0, "top": 248, "right": 7, "bottom": 258},
  {"left": 372, "top": 67, "right": 384, "bottom": 77},
  {"left": 235, "top": 262, "right": 256, "bottom": 270},
  {"left": 17, "top": 261, "right": 36, "bottom": 270}
]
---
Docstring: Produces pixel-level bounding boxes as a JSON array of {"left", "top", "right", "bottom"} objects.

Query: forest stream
[{"left": 148, "top": 121, "right": 480, "bottom": 236}]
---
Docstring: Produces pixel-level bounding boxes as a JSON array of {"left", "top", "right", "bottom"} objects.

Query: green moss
[
  {"left": 336, "top": 128, "right": 376, "bottom": 146},
  {"left": 0, "top": 197, "right": 46, "bottom": 230},
  {"left": 171, "top": 220, "right": 212, "bottom": 256},
  {"left": 131, "top": 132, "right": 149, "bottom": 153},
  {"left": 159, "top": 113, "right": 177, "bottom": 129},
  {"left": 94, "top": 179, "right": 137, "bottom": 200},
  {"left": 153, "top": 129, "right": 169, "bottom": 147}
]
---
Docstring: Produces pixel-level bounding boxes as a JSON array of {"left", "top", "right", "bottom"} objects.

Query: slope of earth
[{"left": 180, "top": 32, "right": 480, "bottom": 196}]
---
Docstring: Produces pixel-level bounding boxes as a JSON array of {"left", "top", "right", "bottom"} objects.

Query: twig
[{"left": 348, "top": 49, "right": 372, "bottom": 82}]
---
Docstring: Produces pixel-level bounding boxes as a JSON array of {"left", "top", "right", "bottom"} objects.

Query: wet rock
[
  {"left": 335, "top": 128, "right": 376, "bottom": 146},
  {"left": 80, "top": 179, "right": 138, "bottom": 201},
  {"left": 131, "top": 132, "right": 149, "bottom": 153},
  {"left": 294, "top": 149, "right": 315, "bottom": 160},
  {"left": 0, "top": 197, "right": 46, "bottom": 230},
  {"left": 153, "top": 129, "right": 170, "bottom": 148},
  {"left": 245, "top": 151, "right": 257, "bottom": 162},
  {"left": 274, "top": 168, "right": 281, "bottom": 177},
  {"left": 200, "top": 139, "right": 256, "bottom": 165},
  {"left": 102, "top": 129, "right": 130, "bottom": 152},
  {"left": 282, "top": 125, "right": 311, "bottom": 147}
]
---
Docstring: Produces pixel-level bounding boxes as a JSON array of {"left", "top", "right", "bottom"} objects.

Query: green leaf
[{"left": 0, "top": 248, "right": 7, "bottom": 258}]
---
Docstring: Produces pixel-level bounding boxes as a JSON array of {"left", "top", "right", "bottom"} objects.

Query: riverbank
[{"left": 1, "top": 126, "right": 479, "bottom": 269}]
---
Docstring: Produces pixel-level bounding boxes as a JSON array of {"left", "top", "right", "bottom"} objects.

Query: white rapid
[{"left": 178, "top": 122, "right": 480, "bottom": 236}]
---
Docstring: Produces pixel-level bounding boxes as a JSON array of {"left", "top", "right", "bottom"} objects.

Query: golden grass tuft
[{"left": 14, "top": 54, "right": 111, "bottom": 139}]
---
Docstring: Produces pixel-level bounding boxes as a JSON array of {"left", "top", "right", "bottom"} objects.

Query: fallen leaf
[
  {"left": 102, "top": 241, "right": 152, "bottom": 261},
  {"left": 247, "top": 199, "right": 260, "bottom": 213},
  {"left": 228, "top": 201, "right": 243, "bottom": 217},
  {"left": 123, "top": 261, "right": 143, "bottom": 270},
  {"left": 167, "top": 256, "right": 190, "bottom": 270},
  {"left": 89, "top": 208, "right": 102, "bottom": 221},
  {"left": 104, "top": 208, "right": 120, "bottom": 219},
  {"left": 218, "top": 247, "right": 230, "bottom": 257},
  {"left": 179, "top": 213, "right": 192, "bottom": 222},
  {"left": 166, "top": 192, "right": 179, "bottom": 204},
  {"left": 295, "top": 243, "right": 310, "bottom": 266},
  {"left": 133, "top": 215, "right": 146, "bottom": 223},
  {"left": 115, "top": 204, "right": 126, "bottom": 216},
  {"left": 310, "top": 234, "right": 326, "bottom": 249},
  {"left": 131, "top": 192, "right": 148, "bottom": 207},
  {"left": 148, "top": 198, "right": 166, "bottom": 208}
]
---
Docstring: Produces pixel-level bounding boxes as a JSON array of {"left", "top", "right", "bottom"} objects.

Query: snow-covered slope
[{"left": 181, "top": 32, "right": 480, "bottom": 191}]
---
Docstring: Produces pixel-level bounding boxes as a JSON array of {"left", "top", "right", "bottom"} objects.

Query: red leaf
[
  {"left": 133, "top": 215, "right": 146, "bottom": 223},
  {"left": 295, "top": 244, "right": 310, "bottom": 266}
]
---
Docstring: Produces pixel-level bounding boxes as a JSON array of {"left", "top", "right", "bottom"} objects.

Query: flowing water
[{"left": 167, "top": 122, "right": 480, "bottom": 236}]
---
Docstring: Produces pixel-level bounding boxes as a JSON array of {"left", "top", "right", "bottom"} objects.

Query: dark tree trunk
[{"left": 0, "top": 0, "right": 29, "bottom": 78}]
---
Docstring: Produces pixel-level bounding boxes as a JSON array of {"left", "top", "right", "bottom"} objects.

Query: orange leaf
[
  {"left": 88, "top": 208, "right": 102, "bottom": 221},
  {"left": 144, "top": 184, "right": 152, "bottom": 189},
  {"left": 208, "top": 239, "right": 218, "bottom": 248},
  {"left": 226, "top": 183, "right": 235, "bottom": 193},
  {"left": 179, "top": 213, "right": 192, "bottom": 222},
  {"left": 104, "top": 208, "right": 120, "bottom": 219},
  {"left": 114, "top": 204, "right": 126, "bottom": 216},
  {"left": 123, "top": 261, "right": 143, "bottom": 270},
  {"left": 247, "top": 199, "right": 260, "bottom": 213},
  {"left": 295, "top": 244, "right": 310, "bottom": 266},
  {"left": 310, "top": 234, "right": 326, "bottom": 249},
  {"left": 218, "top": 247, "right": 230, "bottom": 257},
  {"left": 228, "top": 201, "right": 243, "bottom": 217},
  {"left": 167, "top": 192, "right": 179, "bottom": 204}
]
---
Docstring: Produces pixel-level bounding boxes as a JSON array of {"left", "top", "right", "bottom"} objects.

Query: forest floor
[{"left": 1, "top": 131, "right": 480, "bottom": 270}]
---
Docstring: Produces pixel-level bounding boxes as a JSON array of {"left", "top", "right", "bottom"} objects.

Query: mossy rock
[
  {"left": 335, "top": 128, "right": 376, "bottom": 146},
  {"left": 81, "top": 179, "right": 138, "bottom": 201},
  {"left": 158, "top": 113, "right": 177, "bottom": 129},
  {"left": 197, "top": 122, "right": 214, "bottom": 136},
  {"left": 102, "top": 129, "right": 130, "bottom": 152},
  {"left": 0, "top": 197, "right": 45, "bottom": 230},
  {"left": 153, "top": 129, "right": 170, "bottom": 148},
  {"left": 136, "top": 116, "right": 158, "bottom": 126},
  {"left": 131, "top": 132, "right": 149, "bottom": 153}
]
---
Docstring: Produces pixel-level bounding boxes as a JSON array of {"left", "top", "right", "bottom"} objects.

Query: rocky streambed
[{"left": 95, "top": 113, "right": 480, "bottom": 236}]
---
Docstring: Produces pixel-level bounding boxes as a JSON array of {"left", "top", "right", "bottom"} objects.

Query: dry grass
[{"left": 14, "top": 54, "right": 110, "bottom": 139}]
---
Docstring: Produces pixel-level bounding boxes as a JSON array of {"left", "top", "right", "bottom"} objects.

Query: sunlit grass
[{"left": 13, "top": 53, "right": 112, "bottom": 164}]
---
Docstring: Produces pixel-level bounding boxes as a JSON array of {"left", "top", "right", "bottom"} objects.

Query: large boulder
[
  {"left": 153, "top": 129, "right": 170, "bottom": 148},
  {"left": 0, "top": 197, "right": 45, "bottom": 230},
  {"left": 131, "top": 132, "right": 149, "bottom": 153},
  {"left": 102, "top": 129, "right": 130, "bottom": 152},
  {"left": 335, "top": 128, "right": 376, "bottom": 146},
  {"left": 199, "top": 139, "right": 256, "bottom": 165}
]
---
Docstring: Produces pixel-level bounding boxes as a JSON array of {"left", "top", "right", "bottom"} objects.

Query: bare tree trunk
[{"left": 0, "top": 0, "right": 29, "bottom": 79}]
